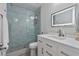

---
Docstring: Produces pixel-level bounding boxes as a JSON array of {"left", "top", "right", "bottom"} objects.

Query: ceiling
[{"left": 11, "top": 3, "right": 42, "bottom": 11}]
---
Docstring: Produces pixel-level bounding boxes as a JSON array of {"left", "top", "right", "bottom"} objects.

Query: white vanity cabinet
[
  {"left": 38, "top": 34, "right": 79, "bottom": 56},
  {"left": 58, "top": 43, "right": 79, "bottom": 56},
  {"left": 38, "top": 35, "right": 59, "bottom": 56}
]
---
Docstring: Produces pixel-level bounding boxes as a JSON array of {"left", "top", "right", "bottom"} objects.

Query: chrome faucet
[{"left": 58, "top": 29, "right": 64, "bottom": 37}]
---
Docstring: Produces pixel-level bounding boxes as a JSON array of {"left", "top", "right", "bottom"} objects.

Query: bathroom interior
[{"left": 1, "top": 3, "right": 79, "bottom": 56}]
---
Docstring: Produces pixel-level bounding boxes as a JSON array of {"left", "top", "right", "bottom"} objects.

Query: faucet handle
[
  {"left": 58, "top": 28, "right": 65, "bottom": 37},
  {"left": 58, "top": 29, "right": 62, "bottom": 36},
  {"left": 62, "top": 30, "right": 65, "bottom": 37}
]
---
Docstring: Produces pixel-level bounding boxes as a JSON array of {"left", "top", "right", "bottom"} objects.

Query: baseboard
[{"left": 7, "top": 48, "right": 30, "bottom": 56}]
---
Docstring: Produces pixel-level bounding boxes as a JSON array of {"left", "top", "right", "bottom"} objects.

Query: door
[
  {"left": 0, "top": 13, "right": 8, "bottom": 56},
  {"left": 0, "top": 14, "right": 3, "bottom": 55}
]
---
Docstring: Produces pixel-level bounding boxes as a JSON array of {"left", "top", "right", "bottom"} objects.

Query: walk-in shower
[{"left": 7, "top": 3, "right": 40, "bottom": 54}]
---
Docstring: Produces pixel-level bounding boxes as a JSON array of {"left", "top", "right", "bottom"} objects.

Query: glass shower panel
[{"left": 7, "top": 4, "right": 37, "bottom": 53}]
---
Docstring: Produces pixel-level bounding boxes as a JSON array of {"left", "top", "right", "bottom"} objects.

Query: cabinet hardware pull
[
  {"left": 0, "top": 14, "right": 3, "bottom": 19},
  {"left": 46, "top": 51, "right": 53, "bottom": 56},
  {"left": 46, "top": 43, "right": 52, "bottom": 48},
  {"left": 42, "top": 48, "right": 43, "bottom": 54},
  {"left": 61, "top": 51, "right": 69, "bottom": 56},
  {"left": 0, "top": 47, "right": 6, "bottom": 50}
]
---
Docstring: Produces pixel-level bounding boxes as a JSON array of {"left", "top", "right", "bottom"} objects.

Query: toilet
[{"left": 29, "top": 42, "right": 37, "bottom": 56}]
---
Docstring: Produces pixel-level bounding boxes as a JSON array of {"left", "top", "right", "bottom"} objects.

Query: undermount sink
[{"left": 47, "top": 35, "right": 66, "bottom": 40}]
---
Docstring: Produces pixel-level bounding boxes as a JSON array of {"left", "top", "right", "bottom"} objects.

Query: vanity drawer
[
  {"left": 44, "top": 38, "right": 59, "bottom": 56},
  {"left": 44, "top": 39, "right": 55, "bottom": 49},
  {"left": 58, "top": 43, "right": 79, "bottom": 56},
  {"left": 44, "top": 49, "right": 54, "bottom": 56},
  {"left": 44, "top": 38, "right": 58, "bottom": 48}
]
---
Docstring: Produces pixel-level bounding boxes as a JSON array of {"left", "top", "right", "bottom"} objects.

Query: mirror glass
[{"left": 52, "top": 6, "right": 75, "bottom": 26}]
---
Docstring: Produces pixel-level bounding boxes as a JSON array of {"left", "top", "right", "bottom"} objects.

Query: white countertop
[{"left": 38, "top": 34, "right": 79, "bottom": 49}]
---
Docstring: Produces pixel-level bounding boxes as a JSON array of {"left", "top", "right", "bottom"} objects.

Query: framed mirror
[{"left": 51, "top": 6, "right": 75, "bottom": 26}]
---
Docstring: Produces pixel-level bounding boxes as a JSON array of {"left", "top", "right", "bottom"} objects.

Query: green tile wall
[{"left": 7, "top": 4, "right": 40, "bottom": 53}]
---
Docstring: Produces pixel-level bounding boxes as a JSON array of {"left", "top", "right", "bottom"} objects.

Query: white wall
[{"left": 40, "top": 3, "right": 77, "bottom": 36}]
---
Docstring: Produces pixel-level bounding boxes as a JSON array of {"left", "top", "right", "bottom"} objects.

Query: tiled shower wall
[{"left": 7, "top": 4, "right": 40, "bottom": 53}]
